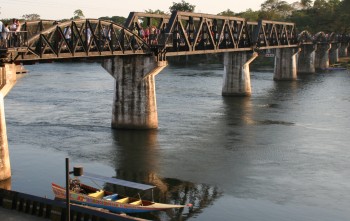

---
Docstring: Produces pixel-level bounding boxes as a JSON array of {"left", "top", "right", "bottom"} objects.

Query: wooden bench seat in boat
[
  {"left": 115, "top": 197, "right": 129, "bottom": 203},
  {"left": 88, "top": 190, "right": 104, "bottom": 199},
  {"left": 129, "top": 200, "right": 142, "bottom": 205}
]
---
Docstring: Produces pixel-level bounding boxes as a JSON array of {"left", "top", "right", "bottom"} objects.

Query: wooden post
[{"left": 65, "top": 158, "right": 70, "bottom": 221}]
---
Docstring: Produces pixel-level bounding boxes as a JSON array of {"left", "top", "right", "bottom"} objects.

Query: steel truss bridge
[{"left": 1, "top": 11, "right": 349, "bottom": 63}]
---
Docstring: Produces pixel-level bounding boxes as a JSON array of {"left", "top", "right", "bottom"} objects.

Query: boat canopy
[{"left": 78, "top": 172, "right": 156, "bottom": 191}]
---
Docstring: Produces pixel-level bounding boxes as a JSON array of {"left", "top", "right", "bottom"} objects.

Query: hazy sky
[{"left": 0, "top": 0, "right": 298, "bottom": 20}]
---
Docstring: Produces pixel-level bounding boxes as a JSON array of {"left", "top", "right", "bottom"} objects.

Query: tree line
[
  {"left": 2, "top": 0, "right": 349, "bottom": 34},
  {"left": 217, "top": 0, "right": 349, "bottom": 34}
]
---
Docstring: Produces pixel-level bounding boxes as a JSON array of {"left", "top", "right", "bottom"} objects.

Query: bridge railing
[
  {"left": 2, "top": 13, "right": 349, "bottom": 62},
  {"left": 3, "top": 19, "right": 150, "bottom": 62},
  {"left": 252, "top": 20, "right": 298, "bottom": 49},
  {"left": 21, "top": 20, "right": 58, "bottom": 40},
  {"left": 3, "top": 31, "right": 28, "bottom": 48},
  {"left": 124, "top": 11, "right": 300, "bottom": 56}
]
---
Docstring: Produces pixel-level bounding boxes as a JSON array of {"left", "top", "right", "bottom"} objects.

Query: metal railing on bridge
[
  {"left": 124, "top": 11, "right": 299, "bottom": 59},
  {"left": 1, "top": 19, "right": 150, "bottom": 62},
  {"left": 1, "top": 11, "right": 349, "bottom": 63}
]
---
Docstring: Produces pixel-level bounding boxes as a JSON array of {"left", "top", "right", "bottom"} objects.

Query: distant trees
[
  {"left": 169, "top": 0, "right": 195, "bottom": 12},
  {"left": 335, "top": 0, "right": 350, "bottom": 32},
  {"left": 217, "top": 9, "right": 235, "bottom": 16},
  {"left": 300, "top": 0, "right": 313, "bottom": 8},
  {"left": 237, "top": 9, "right": 260, "bottom": 21},
  {"left": 73, "top": 9, "right": 85, "bottom": 19},
  {"left": 99, "top": 16, "right": 126, "bottom": 24},
  {"left": 259, "top": 0, "right": 294, "bottom": 20},
  {"left": 22, "top": 13, "right": 41, "bottom": 20},
  {"left": 144, "top": 9, "right": 166, "bottom": 15},
  {"left": 216, "top": 0, "right": 349, "bottom": 34},
  {"left": 289, "top": 0, "right": 343, "bottom": 33}
]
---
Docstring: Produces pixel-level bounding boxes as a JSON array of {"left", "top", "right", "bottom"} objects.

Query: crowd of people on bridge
[
  {"left": 135, "top": 26, "right": 161, "bottom": 45},
  {"left": 0, "top": 19, "right": 22, "bottom": 48}
]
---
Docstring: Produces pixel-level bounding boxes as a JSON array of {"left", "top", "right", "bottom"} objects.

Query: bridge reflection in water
[{"left": 95, "top": 130, "right": 222, "bottom": 220}]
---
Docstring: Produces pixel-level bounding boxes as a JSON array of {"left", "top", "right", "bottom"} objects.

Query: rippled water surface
[{"left": 3, "top": 61, "right": 350, "bottom": 220}]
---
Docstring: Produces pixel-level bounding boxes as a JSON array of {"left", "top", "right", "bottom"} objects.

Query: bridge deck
[{"left": 1, "top": 11, "right": 348, "bottom": 63}]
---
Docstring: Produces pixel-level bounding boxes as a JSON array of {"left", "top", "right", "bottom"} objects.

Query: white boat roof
[{"left": 80, "top": 172, "right": 156, "bottom": 191}]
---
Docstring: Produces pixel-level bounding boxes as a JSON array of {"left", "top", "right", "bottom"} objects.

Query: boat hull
[{"left": 52, "top": 183, "right": 184, "bottom": 213}]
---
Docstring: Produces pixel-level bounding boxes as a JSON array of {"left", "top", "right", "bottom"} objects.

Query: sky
[{"left": 0, "top": 0, "right": 298, "bottom": 20}]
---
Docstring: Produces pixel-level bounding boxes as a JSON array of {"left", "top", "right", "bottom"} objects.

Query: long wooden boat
[{"left": 52, "top": 172, "right": 189, "bottom": 214}]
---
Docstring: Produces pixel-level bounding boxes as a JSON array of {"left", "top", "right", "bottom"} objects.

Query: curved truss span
[
  {"left": 15, "top": 19, "right": 151, "bottom": 61},
  {"left": 298, "top": 30, "right": 313, "bottom": 43},
  {"left": 314, "top": 31, "right": 328, "bottom": 43}
]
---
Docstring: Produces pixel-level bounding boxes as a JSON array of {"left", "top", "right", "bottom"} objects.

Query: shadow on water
[{"left": 107, "top": 130, "right": 222, "bottom": 220}]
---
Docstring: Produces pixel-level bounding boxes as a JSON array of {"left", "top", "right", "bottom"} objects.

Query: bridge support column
[
  {"left": 298, "top": 44, "right": 316, "bottom": 74},
  {"left": 339, "top": 43, "right": 349, "bottom": 57},
  {"left": 329, "top": 43, "right": 340, "bottom": 65},
  {"left": 315, "top": 43, "right": 331, "bottom": 70},
  {"left": 274, "top": 48, "right": 299, "bottom": 80},
  {"left": 102, "top": 55, "right": 167, "bottom": 129},
  {"left": 0, "top": 63, "right": 17, "bottom": 181},
  {"left": 222, "top": 52, "right": 258, "bottom": 96}
]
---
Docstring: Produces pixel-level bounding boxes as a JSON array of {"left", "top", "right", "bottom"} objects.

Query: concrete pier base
[
  {"left": 0, "top": 63, "right": 17, "bottom": 181},
  {"left": 102, "top": 55, "right": 167, "bottom": 129},
  {"left": 339, "top": 42, "right": 349, "bottom": 58},
  {"left": 329, "top": 43, "right": 340, "bottom": 65},
  {"left": 298, "top": 44, "right": 316, "bottom": 74},
  {"left": 315, "top": 43, "right": 331, "bottom": 70},
  {"left": 0, "top": 94, "right": 11, "bottom": 181},
  {"left": 274, "top": 48, "right": 299, "bottom": 80},
  {"left": 222, "top": 52, "right": 258, "bottom": 96}
]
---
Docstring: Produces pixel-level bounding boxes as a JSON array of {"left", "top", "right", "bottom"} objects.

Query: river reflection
[
  {"left": 104, "top": 130, "right": 221, "bottom": 220},
  {"left": 5, "top": 62, "right": 350, "bottom": 221}
]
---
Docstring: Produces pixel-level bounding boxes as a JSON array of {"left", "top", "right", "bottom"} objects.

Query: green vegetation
[
  {"left": 22, "top": 14, "right": 40, "bottom": 21},
  {"left": 73, "top": 9, "right": 85, "bottom": 19},
  {"left": 169, "top": 0, "right": 196, "bottom": 12},
  {"left": 217, "top": 0, "right": 350, "bottom": 34},
  {"left": 98, "top": 16, "right": 126, "bottom": 24}
]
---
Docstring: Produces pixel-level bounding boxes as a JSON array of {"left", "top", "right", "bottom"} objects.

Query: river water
[{"left": 3, "top": 59, "right": 350, "bottom": 220}]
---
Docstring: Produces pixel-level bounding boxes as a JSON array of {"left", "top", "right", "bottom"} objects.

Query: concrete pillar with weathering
[
  {"left": 222, "top": 52, "right": 258, "bottom": 96},
  {"left": 0, "top": 63, "right": 17, "bottom": 181},
  {"left": 102, "top": 55, "right": 167, "bottom": 129},
  {"left": 315, "top": 43, "right": 331, "bottom": 70},
  {"left": 298, "top": 44, "right": 316, "bottom": 74},
  {"left": 274, "top": 48, "right": 299, "bottom": 80},
  {"left": 339, "top": 42, "right": 349, "bottom": 57},
  {"left": 329, "top": 43, "right": 340, "bottom": 65}
]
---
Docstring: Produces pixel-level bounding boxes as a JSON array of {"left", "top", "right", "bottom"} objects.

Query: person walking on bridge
[
  {"left": 9, "top": 19, "right": 18, "bottom": 47},
  {"left": 0, "top": 20, "right": 3, "bottom": 47},
  {"left": 1, "top": 24, "right": 9, "bottom": 48}
]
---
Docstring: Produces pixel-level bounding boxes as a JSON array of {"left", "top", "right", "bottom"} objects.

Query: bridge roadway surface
[{"left": 0, "top": 207, "right": 48, "bottom": 221}]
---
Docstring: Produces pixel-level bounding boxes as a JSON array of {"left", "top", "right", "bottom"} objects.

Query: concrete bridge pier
[
  {"left": 315, "top": 43, "right": 331, "bottom": 70},
  {"left": 0, "top": 63, "right": 17, "bottom": 181},
  {"left": 274, "top": 48, "right": 299, "bottom": 80},
  {"left": 102, "top": 55, "right": 167, "bottom": 129},
  {"left": 222, "top": 52, "right": 258, "bottom": 96},
  {"left": 298, "top": 44, "right": 316, "bottom": 74},
  {"left": 339, "top": 42, "right": 349, "bottom": 58},
  {"left": 329, "top": 43, "right": 340, "bottom": 65}
]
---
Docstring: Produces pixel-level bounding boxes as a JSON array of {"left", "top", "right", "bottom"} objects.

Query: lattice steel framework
[
  {"left": 252, "top": 20, "right": 298, "bottom": 49},
  {"left": 125, "top": 11, "right": 299, "bottom": 59},
  {"left": 5, "top": 19, "right": 150, "bottom": 62},
  {"left": 2, "top": 11, "right": 348, "bottom": 63}
]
